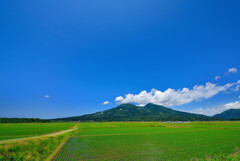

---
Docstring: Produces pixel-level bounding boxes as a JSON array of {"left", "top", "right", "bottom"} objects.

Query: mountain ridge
[
  {"left": 214, "top": 109, "right": 240, "bottom": 120},
  {"left": 53, "top": 103, "right": 221, "bottom": 122}
]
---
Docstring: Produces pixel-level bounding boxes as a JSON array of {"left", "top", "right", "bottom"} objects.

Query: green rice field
[
  {"left": 54, "top": 121, "right": 240, "bottom": 161},
  {"left": 0, "top": 123, "right": 76, "bottom": 141}
]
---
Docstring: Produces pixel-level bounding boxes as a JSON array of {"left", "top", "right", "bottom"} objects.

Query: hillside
[
  {"left": 214, "top": 109, "right": 240, "bottom": 120},
  {"left": 53, "top": 103, "right": 218, "bottom": 121}
]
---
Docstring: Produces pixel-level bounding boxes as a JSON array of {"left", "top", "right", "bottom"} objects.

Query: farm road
[{"left": 0, "top": 126, "right": 78, "bottom": 144}]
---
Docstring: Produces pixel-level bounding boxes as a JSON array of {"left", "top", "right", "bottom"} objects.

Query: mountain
[
  {"left": 214, "top": 109, "right": 240, "bottom": 120},
  {"left": 53, "top": 103, "right": 218, "bottom": 122}
]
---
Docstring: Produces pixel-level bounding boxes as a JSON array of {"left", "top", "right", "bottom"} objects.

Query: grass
[
  {"left": 0, "top": 130, "right": 76, "bottom": 161},
  {"left": 0, "top": 123, "right": 76, "bottom": 141},
  {"left": 1, "top": 122, "right": 240, "bottom": 160},
  {"left": 55, "top": 121, "right": 240, "bottom": 161},
  {"left": 0, "top": 123, "right": 78, "bottom": 161}
]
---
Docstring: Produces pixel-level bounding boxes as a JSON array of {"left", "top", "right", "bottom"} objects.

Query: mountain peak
[
  {"left": 145, "top": 103, "right": 162, "bottom": 106},
  {"left": 144, "top": 103, "right": 166, "bottom": 108},
  {"left": 145, "top": 103, "right": 155, "bottom": 106},
  {"left": 53, "top": 103, "right": 217, "bottom": 121}
]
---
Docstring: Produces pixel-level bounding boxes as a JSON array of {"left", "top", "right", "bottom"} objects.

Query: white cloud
[
  {"left": 115, "top": 80, "right": 240, "bottom": 107},
  {"left": 228, "top": 68, "right": 237, "bottom": 73},
  {"left": 186, "top": 101, "right": 240, "bottom": 116},
  {"left": 44, "top": 95, "right": 50, "bottom": 98},
  {"left": 102, "top": 101, "right": 110, "bottom": 105},
  {"left": 224, "top": 101, "right": 240, "bottom": 109},
  {"left": 239, "top": 96, "right": 240, "bottom": 99},
  {"left": 215, "top": 76, "right": 221, "bottom": 81},
  {"left": 115, "top": 96, "right": 124, "bottom": 102}
]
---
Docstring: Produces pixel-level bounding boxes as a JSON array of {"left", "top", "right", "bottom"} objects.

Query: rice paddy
[
  {"left": 54, "top": 121, "right": 240, "bottom": 160},
  {"left": 0, "top": 123, "right": 76, "bottom": 141},
  {"left": 1, "top": 122, "right": 240, "bottom": 160}
]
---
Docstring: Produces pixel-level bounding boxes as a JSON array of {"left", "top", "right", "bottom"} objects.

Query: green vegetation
[
  {"left": 1, "top": 121, "right": 240, "bottom": 160},
  {"left": 0, "top": 123, "right": 76, "bottom": 141},
  {"left": 53, "top": 103, "right": 219, "bottom": 122},
  {"left": 0, "top": 130, "right": 75, "bottom": 161},
  {"left": 202, "top": 148, "right": 240, "bottom": 161},
  {"left": 55, "top": 121, "right": 240, "bottom": 161},
  {"left": 0, "top": 118, "right": 50, "bottom": 123},
  {"left": 214, "top": 109, "right": 240, "bottom": 120},
  {"left": 53, "top": 137, "right": 77, "bottom": 161}
]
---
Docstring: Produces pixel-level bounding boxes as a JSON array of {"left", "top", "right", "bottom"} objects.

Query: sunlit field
[
  {"left": 54, "top": 121, "right": 240, "bottom": 161},
  {"left": 0, "top": 123, "right": 76, "bottom": 141}
]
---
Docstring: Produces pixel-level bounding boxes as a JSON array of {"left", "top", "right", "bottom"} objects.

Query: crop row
[{"left": 54, "top": 137, "right": 78, "bottom": 161}]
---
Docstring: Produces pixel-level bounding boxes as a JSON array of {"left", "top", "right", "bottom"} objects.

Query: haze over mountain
[{"left": 53, "top": 103, "right": 219, "bottom": 122}]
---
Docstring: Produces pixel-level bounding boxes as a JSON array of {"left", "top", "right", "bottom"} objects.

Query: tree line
[{"left": 0, "top": 118, "right": 51, "bottom": 123}]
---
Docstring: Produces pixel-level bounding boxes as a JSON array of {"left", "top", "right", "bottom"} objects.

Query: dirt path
[{"left": 0, "top": 127, "right": 78, "bottom": 144}]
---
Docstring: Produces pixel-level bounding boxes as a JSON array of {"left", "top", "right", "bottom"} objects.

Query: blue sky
[{"left": 0, "top": 0, "right": 240, "bottom": 118}]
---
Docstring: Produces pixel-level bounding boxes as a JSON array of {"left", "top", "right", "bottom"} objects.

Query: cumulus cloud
[
  {"left": 44, "top": 95, "right": 50, "bottom": 98},
  {"left": 115, "top": 80, "right": 240, "bottom": 107},
  {"left": 186, "top": 101, "right": 240, "bottom": 116},
  {"left": 228, "top": 68, "right": 237, "bottom": 74},
  {"left": 215, "top": 76, "right": 221, "bottom": 81},
  {"left": 102, "top": 101, "right": 110, "bottom": 105},
  {"left": 115, "top": 96, "right": 124, "bottom": 102},
  {"left": 224, "top": 101, "right": 240, "bottom": 109}
]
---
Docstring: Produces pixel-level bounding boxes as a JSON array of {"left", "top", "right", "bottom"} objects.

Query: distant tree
[{"left": 0, "top": 118, "right": 51, "bottom": 123}]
